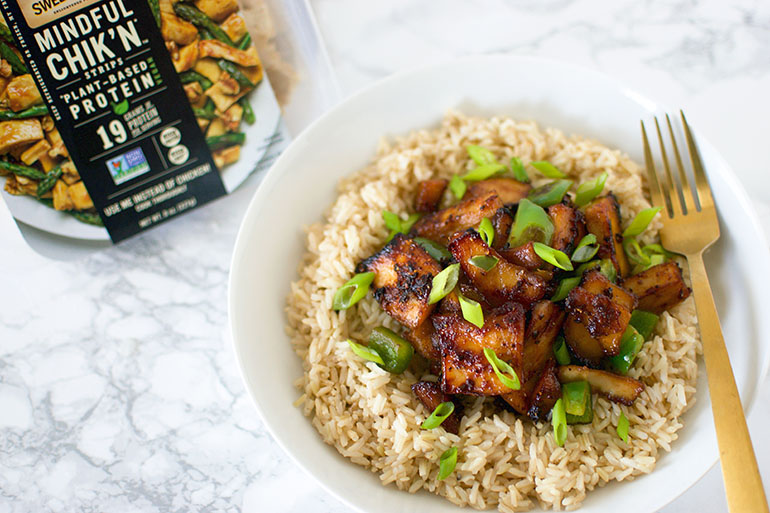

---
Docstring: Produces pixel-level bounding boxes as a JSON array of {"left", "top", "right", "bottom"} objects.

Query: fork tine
[
  {"left": 665, "top": 113, "right": 696, "bottom": 214},
  {"left": 680, "top": 110, "right": 714, "bottom": 210},
  {"left": 640, "top": 121, "right": 667, "bottom": 213},
  {"left": 654, "top": 116, "right": 681, "bottom": 217}
]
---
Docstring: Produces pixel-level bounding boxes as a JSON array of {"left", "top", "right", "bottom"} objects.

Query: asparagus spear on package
[{"left": 0, "top": 0, "right": 337, "bottom": 246}]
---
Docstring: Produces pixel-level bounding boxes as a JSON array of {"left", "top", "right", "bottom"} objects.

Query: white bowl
[{"left": 228, "top": 55, "right": 770, "bottom": 512}]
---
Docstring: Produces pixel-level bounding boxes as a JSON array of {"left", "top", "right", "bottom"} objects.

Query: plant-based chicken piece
[
  {"left": 621, "top": 262, "right": 691, "bottom": 314},
  {"left": 414, "top": 179, "right": 448, "bottom": 213},
  {"left": 526, "top": 360, "right": 562, "bottom": 421},
  {"left": 557, "top": 365, "right": 644, "bottom": 405},
  {"left": 498, "top": 242, "right": 547, "bottom": 271},
  {"left": 411, "top": 381, "right": 462, "bottom": 434},
  {"left": 0, "top": 119, "right": 44, "bottom": 154},
  {"left": 548, "top": 202, "right": 586, "bottom": 254},
  {"left": 448, "top": 230, "right": 547, "bottom": 307},
  {"left": 584, "top": 194, "right": 630, "bottom": 277},
  {"left": 581, "top": 269, "right": 637, "bottom": 312},
  {"left": 522, "top": 300, "right": 565, "bottom": 382},
  {"left": 467, "top": 177, "right": 531, "bottom": 205},
  {"left": 356, "top": 234, "right": 442, "bottom": 329},
  {"left": 564, "top": 285, "right": 631, "bottom": 359},
  {"left": 491, "top": 207, "right": 513, "bottom": 250},
  {"left": 433, "top": 303, "right": 526, "bottom": 396},
  {"left": 404, "top": 319, "right": 441, "bottom": 361},
  {"left": 412, "top": 192, "right": 503, "bottom": 245}
]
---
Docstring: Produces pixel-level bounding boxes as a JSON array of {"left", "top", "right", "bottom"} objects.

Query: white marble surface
[{"left": 1, "top": 0, "right": 769, "bottom": 512}]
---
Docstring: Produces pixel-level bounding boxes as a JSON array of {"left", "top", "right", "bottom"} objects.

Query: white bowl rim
[{"left": 228, "top": 53, "right": 770, "bottom": 513}]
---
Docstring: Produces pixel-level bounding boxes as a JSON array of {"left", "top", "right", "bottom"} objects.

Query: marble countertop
[{"left": 1, "top": 0, "right": 769, "bottom": 511}]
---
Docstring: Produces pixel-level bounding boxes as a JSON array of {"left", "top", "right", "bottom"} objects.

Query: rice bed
[{"left": 286, "top": 111, "right": 701, "bottom": 511}]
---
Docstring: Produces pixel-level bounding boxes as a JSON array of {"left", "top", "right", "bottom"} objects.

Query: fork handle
[{"left": 687, "top": 252, "right": 769, "bottom": 513}]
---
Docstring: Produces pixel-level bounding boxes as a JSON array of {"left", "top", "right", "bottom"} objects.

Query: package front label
[{"left": 1, "top": 0, "right": 228, "bottom": 242}]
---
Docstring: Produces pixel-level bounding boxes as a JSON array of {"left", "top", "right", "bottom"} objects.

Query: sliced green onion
[
  {"left": 553, "top": 335, "right": 571, "bottom": 365},
  {"left": 510, "top": 156, "right": 529, "bottom": 183},
  {"left": 566, "top": 389, "right": 593, "bottom": 425},
  {"left": 623, "top": 207, "right": 662, "bottom": 237},
  {"left": 368, "top": 327, "right": 414, "bottom": 374},
  {"left": 551, "top": 398, "right": 567, "bottom": 446},
  {"left": 477, "top": 217, "right": 494, "bottom": 247},
  {"left": 459, "top": 293, "right": 484, "bottom": 328},
  {"left": 562, "top": 381, "right": 590, "bottom": 416},
  {"left": 623, "top": 238, "right": 651, "bottom": 266},
  {"left": 571, "top": 234, "right": 599, "bottom": 263},
  {"left": 383, "top": 211, "right": 421, "bottom": 241},
  {"left": 333, "top": 272, "right": 376, "bottom": 310},
  {"left": 574, "top": 172, "right": 608, "bottom": 207},
  {"left": 575, "top": 259, "right": 617, "bottom": 283},
  {"left": 469, "top": 255, "right": 499, "bottom": 272},
  {"left": 483, "top": 347, "right": 520, "bottom": 390},
  {"left": 508, "top": 198, "right": 555, "bottom": 247},
  {"left": 532, "top": 242, "right": 574, "bottom": 271},
  {"left": 551, "top": 277, "right": 581, "bottom": 302},
  {"left": 642, "top": 243, "right": 674, "bottom": 259},
  {"left": 347, "top": 339, "right": 384, "bottom": 365},
  {"left": 421, "top": 401, "right": 455, "bottom": 429},
  {"left": 467, "top": 145, "right": 498, "bottom": 166},
  {"left": 429, "top": 263, "right": 460, "bottom": 305},
  {"left": 462, "top": 162, "right": 507, "bottom": 182},
  {"left": 527, "top": 179, "right": 573, "bottom": 208},
  {"left": 629, "top": 310, "right": 659, "bottom": 340},
  {"left": 617, "top": 411, "right": 630, "bottom": 443},
  {"left": 531, "top": 160, "right": 567, "bottom": 178},
  {"left": 449, "top": 175, "right": 467, "bottom": 199},
  {"left": 606, "top": 325, "right": 645, "bottom": 375},
  {"left": 415, "top": 237, "right": 452, "bottom": 261},
  {"left": 438, "top": 446, "right": 458, "bottom": 480}
]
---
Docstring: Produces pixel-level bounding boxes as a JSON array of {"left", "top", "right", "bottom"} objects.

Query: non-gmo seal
[
  {"left": 168, "top": 144, "right": 190, "bottom": 165},
  {"left": 160, "top": 127, "right": 182, "bottom": 147}
]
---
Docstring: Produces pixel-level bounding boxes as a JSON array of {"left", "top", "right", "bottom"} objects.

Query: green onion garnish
[
  {"left": 477, "top": 217, "right": 494, "bottom": 247},
  {"left": 575, "top": 259, "right": 617, "bottom": 283},
  {"left": 629, "top": 310, "right": 659, "bottom": 340},
  {"left": 642, "top": 243, "right": 674, "bottom": 259},
  {"left": 383, "top": 211, "right": 421, "bottom": 242},
  {"left": 574, "top": 172, "right": 608, "bottom": 207},
  {"left": 530, "top": 160, "right": 567, "bottom": 178},
  {"left": 508, "top": 198, "right": 555, "bottom": 247},
  {"left": 467, "top": 145, "right": 498, "bottom": 166},
  {"left": 617, "top": 411, "right": 630, "bottom": 443},
  {"left": 623, "top": 238, "right": 651, "bottom": 266},
  {"left": 510, "top": 156, "right": 529, "bottom": 183},
  {"left": 527, "top": 179, "right": 573, "bottom": 208},
  {"left": 562, "top": 381, "right": 590, "bottom": 416},
  {"left": 347, "top": 339, "right": 384, "bottom": 365},
  {"left": 333, "top": 272, "right": 376, "bottom": 310},
  {"left": 438, "top": 446, "right": 458, "bottom": 480},
  {"left": 458, "top": 293, "right": 484, "bottom": 328},
  {"left": 469, "top": 254, "right": 499, "bottom": 272},
  {"left": 414, "top": 237, "right": 452, "bottom": 262},
  {"left": 462, "top": 162, "right": 507, "bottom": 182},
  {"left": 553, "top": 335, "right": 571, "bottom": 365},
  {"left": 571, "top": 234, "right": 599, "bottom": 263},
  {"left": 551, "top": 398, "right": 567, "bottom": 446},
  {"left": 428, "top": 263, "right": 460, "bottom": 305},
  {"left": 483, "top": 347, "right": 520, "bottom": 390},
  {"left": 368, "top": 327, "right": 414, "bottom": 374},
  {"left": 532, "top": 242, "right": 574, "bottom": 271},
  {"left": 606, "top": 325, "right": 645, "bottom": 375},
  {"left": 449, "top": 175, "right": 467, "bottom": 199},
  {"left": 421, "top": 401, "right": 455, "bottom": 430},
  {"left": 623, "top": 207, "right": 662, "bottom": 237},
  {"left": 551, "top": 276, "right": 581, "bottom": 302}
]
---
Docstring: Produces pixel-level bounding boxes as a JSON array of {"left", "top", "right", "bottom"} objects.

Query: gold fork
[{"left": 641, "top": 112, "right": 769, "bottom": 513}]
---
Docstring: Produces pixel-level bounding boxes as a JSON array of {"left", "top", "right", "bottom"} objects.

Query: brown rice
[{"left": 286, "top": 111, "right": 701, "bottom": 511}]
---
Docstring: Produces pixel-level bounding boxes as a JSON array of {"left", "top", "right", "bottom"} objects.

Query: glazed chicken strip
[
  {"left": 356, "top": 234, "right": 442, "bottom": 329},
  {"left": 412, "top": 192, "right": 503, "bottom": 246},
  {"left": 548, "top": 202, "right": 587, "bottom": 254},
  {"left": 584, "top": 194, "right": 630, "bottom": 277},
  {"left": 621, "top": 262, "right": 691, "bottom": 314},
  {"left": 411, "top": 381, "right": 462, "bottom": 435},
  {"left": 414, "top": 179, "right": 448, "bottom": 213},
  {"left": 448, "top": 229, "right": 547, "bottom": 306},
  {"left": 557, "top": 365, "right": 644, "bottom": 405},
  {"left": 466, "top": 177, "right": 531, "bottom": 205},
  {"left": 433, "top": 303, "right": 526, "bottom": 396}
]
